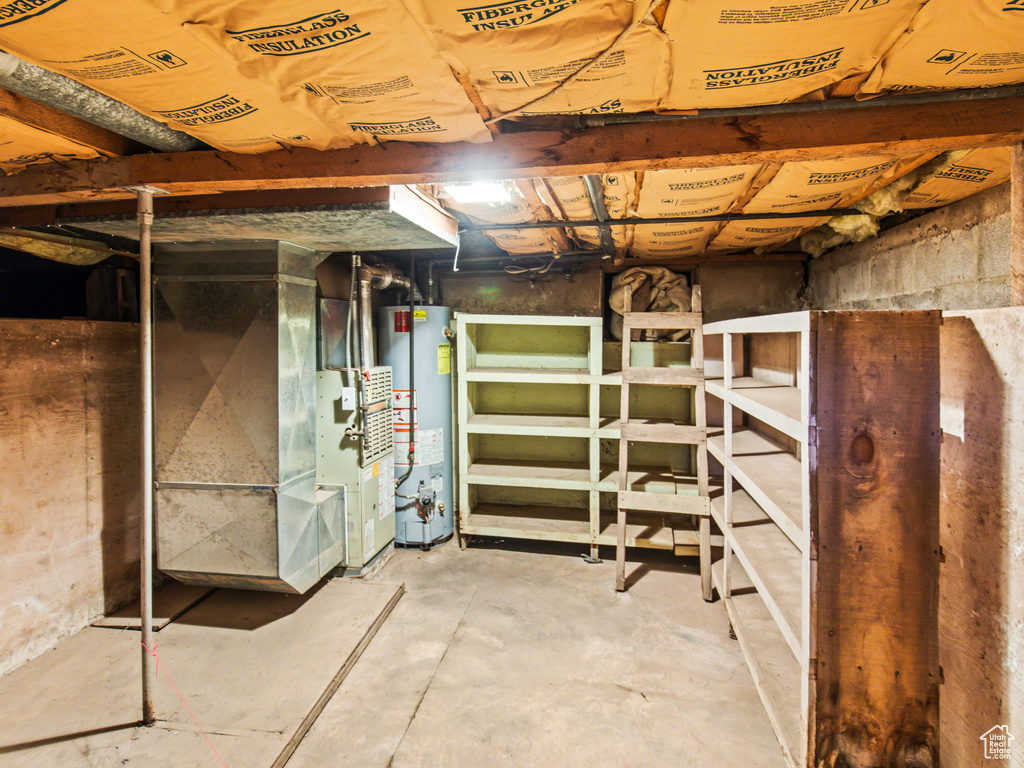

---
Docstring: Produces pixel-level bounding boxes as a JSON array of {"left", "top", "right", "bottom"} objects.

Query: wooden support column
[{"left": 1012, "top": 143, "right": 1024, "bottom": 306}]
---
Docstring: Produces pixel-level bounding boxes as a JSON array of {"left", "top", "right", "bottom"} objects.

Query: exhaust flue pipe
[
  {"left": 0, "top": 53, "right": 200, "bottom": 152},
  {"left": 357, "top": 263, "right": 412, "bottom": 369}
]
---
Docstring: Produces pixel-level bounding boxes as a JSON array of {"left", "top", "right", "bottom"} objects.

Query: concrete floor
[{"left": 0, "top": 542, "right": 785, "bottom": 768}]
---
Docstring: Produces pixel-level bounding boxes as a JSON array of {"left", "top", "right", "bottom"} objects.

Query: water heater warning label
[
  {"left": 418, "top": 428, "right": 444, "bottom": 465},
  {"left": 438, "top": 343, "right": 451, "bottom": 375},
  {"left": 393, "top": 310, "right": 427, "bottom": 332},
  {"left": 380, "top": 455, "right": 395, "bottom": 520}
]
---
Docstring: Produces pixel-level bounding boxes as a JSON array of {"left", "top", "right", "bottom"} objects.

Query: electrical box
[{"left": 316, "top": 367, "right": 395, "bottom": 569}]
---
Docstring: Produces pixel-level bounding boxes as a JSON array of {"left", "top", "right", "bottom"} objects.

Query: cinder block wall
[
  {"left": 809, "top": 183, "right": 1011, "bottom": 310},
  {"left": 0, "top": 320, "right": 140, "bottom": 676},
  {"left": 440, "top": 260, "right": 805, "bottom": 321}
]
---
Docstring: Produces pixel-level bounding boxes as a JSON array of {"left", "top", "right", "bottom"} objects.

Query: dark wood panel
[{"left": 812, "top": 311, "right": 941, "bottom": 767}]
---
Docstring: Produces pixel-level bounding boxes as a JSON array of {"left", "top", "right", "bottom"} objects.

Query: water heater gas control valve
[{"left": 415, "top": 480, "right": 437, "bottom": 521}]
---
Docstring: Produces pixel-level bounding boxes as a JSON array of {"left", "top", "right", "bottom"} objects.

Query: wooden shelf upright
[
  {"left": 703, "top": 310, "right": 941, "bottom": 768},
  {"left": 615, "top": 286, "right": 712, "bottom": 598}
]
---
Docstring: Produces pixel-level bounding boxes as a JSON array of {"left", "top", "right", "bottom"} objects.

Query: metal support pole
[
  {"left": 458, "top": 208, "right": 860, "bottom": 232},
  {"left": 1012, "top": 142, "right": 1023, "bottom": 307},
  {"left": 127, "top": 184, "right": 163, "bottom": 726},
  {"left": 583, "top": 174, "right": 616, "bottom": 258}
]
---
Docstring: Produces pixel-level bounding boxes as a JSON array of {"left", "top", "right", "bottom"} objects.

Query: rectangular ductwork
[{"left": 153, "top": 240, "right": 343, "bottom": 593}]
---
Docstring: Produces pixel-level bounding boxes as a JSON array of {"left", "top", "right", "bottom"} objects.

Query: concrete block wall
[
  {"left": 440, "top": 260, "right": 805, "bottom": 321},
  {"left": 809, "top": 183, "right": 1011, "bottom": 311},
  {"left": 0, "top": 320, "right": 140, "bottom": 676},
  {"left": 697, "top": 261, "right": 805, "bottom": 323}
]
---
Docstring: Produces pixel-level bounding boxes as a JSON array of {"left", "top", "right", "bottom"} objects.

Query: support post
[
  {"left": 128, "top": 184, "right": 163, "bottom": 726},
  {"left": 582, "top": 174, "right": 616, "bottom": 262},
  {"left": 1012, "top": 142, "right": 1023, "bottom": 306}
]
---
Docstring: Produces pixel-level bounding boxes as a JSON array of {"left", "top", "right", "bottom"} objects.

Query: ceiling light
[{"left": 442, "top": 181, "right": 511, "bottom": 204}]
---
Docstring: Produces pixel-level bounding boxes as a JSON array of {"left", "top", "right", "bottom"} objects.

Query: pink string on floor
[{"left": 142, "top": 641, "right": 228, "bottom": 767}]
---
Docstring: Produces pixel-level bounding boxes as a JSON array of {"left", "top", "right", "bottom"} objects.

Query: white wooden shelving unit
[
  {"left": 455, "top": 313, "right": 704, "bottom": 560},
  {"left": 703, "top": 310, "right": 942, "bottom": 768}
]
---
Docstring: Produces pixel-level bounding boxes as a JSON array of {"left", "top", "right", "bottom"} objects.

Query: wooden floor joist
[
  {"left": 0, "top": 87, "right": 144, "bottom": 158},
  {"left": 0, "top": 94, "right": 1022, "bottom": 208}
]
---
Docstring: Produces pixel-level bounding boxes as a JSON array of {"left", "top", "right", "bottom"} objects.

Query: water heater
[{"left": 378, "top": 305, "right": 454, "bottom": 548}]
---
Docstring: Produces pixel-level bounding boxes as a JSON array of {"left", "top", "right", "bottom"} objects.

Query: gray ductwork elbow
[{"left": 363, "top": 263, "right": 412, "bottom": 293}]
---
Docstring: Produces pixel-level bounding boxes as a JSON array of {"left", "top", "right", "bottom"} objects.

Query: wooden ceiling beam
[
  {"left": 0, "top": 87, "right": 145, "bottom": 158},
  {"left": 1, "top": 94, "right": 1022, "bottom": 209}
]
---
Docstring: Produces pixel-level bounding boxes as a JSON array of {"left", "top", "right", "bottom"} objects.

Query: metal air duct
[
  {"left": 0, "top": 52, "right": 200, "bottom": 152},
  {"left": 152, "top": 241, "right": 343, "bottom": 593}
]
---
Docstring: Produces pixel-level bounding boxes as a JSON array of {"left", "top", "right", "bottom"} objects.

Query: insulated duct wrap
[
  {"left": 0, "top": 52, "right": 200, "bottom": 152},
  {"left": 0, "top": 0, "right": 332, "bottom": 153}
]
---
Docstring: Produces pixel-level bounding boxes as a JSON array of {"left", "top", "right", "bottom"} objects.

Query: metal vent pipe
[
  {"left": 0, "top": 52, "right": 200, "bottom": 152},
  {"left": 357, "top": 263, "right": 412, "bottom": 369}
]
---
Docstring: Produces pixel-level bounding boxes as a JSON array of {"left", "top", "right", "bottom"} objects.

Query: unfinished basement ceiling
[
  {"left": 433, "top": 148, "right": 1015, "bottom": 260},
  {"left": 0, "top": 0, "right": 1021, "bottom": 262},
  {"left": 2, "top": 0, "right": 1021, "bottom": 158}
]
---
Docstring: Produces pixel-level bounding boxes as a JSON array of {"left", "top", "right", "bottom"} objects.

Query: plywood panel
[{"left": 813, "top": 311, "right": 941, "bottom": 767}]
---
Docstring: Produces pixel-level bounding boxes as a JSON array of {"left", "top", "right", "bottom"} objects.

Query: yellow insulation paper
[
  {"left": 863, "top": 0, "right": 1024, "bottom": 93},
  {"left": 661, "top": 0, "right": 925, "bottom": 109},
  {"left": 631, "top": 166, "right": 762, "bottom": 257},
  {"left": 404, "top": 0, "right": 669, "bottom": 117},
  {"left": 537, "top": 174, "right": 635, "bottom": 254},
  {"left": 742, "top": 155, "right": 903, "bottom": 213},
  {"left": 903, "top": 147, "right": 1012, "bottom": 209},
  {"left": 709, "top": 215, "right": 829, "bottom": 251},
  {"left": 444, "top": 189, "right": 555, "bottom": 255},
  {"left": 0, "top": 0, "right": 333, "bottom": 152},
  {"left": 536, "top": 176, "right": 601, "bottom": 249},
  {"left": 0, "top": 115, "right": 102, "bottom": 173},
  {"left": 157, "top": 0, "right": 491, "bottom": 144}
]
